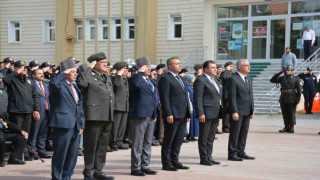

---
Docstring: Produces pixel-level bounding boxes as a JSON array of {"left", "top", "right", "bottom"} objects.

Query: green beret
[
  {"left": 194, "top": 64, "right": 202, "bottom": 71},
  {"left": 87, "top": 52, "right": 107, "bottom": 63},
  {"left": 217, "top": 64, "right": 223, "bottom": 69},
  {"left": 113, "top": 62, "right": 128, "bottom": 70}
]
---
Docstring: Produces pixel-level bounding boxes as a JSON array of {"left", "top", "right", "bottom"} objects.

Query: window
[
  {"left": 43, "top": 20, "right": 55, "bottom": 42},
  {"left": 127, "top": 19, "right": 135, "bottom": 40},
  {"left": 292, "top": 0, "right": 320, "bottom": 14},
  {"left": 8, "top": 21, "right": 21, "bottom": 43},
  {"left": 100, "top": 19, "right": 108, "bottom": 40},
  {"left": 168, "top": 14, "right": 182, "bottom": 40},
  {"left": 115, "top": 19, "right": 121, "bottom": 40},
  {"left": 77, "top": 20, "right": 83, "bottom": 40},
  {"left": 88, "top": 20, "right": 95, "bottom": 40},
  {"left": 251, "top": 3, "right": 288, "bottom": 16},
  {"left": 217, "top": 6, "right": 249, "bottom": 18}
]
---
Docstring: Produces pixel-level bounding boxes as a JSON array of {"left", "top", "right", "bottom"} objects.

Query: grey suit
[
  {"left": 76, "top": 67, "right": 115, "bottom": 176},
  {"left": 110, "top": 75, "right": 129, "bottom": 148},
  {"left": 227, "top": 72, "right": 254, "bottom": 157},
  {"left": 194, "top": 74, "right": 222, "bottom": 161}
]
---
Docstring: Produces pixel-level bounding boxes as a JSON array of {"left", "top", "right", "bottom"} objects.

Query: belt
[{"left": 282, "top": 89, "right": 292, "bottom": 93}]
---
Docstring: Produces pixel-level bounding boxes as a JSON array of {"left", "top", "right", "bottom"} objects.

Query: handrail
[{"left": 267, "top": 47, "right": 320, "bottom": 113}]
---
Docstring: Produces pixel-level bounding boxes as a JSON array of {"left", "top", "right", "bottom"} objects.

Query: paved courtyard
[{"left": 0, "top": 114, "right": 320, "bottom": 180}]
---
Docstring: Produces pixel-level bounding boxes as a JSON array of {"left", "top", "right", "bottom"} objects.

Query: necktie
[
  {"left": 101, "top": 74, "right": 107, "bottom": 83},
  {"left": 69, "top": 82, "right": 78, "bottom": 104},
  {"left": 244, "top": 77, "right": 250, "bottom": 90},
  {"left": 39, "top": 82, "right": 49, "bottom": 110},
  {"left": 211, "top": 78, "right": 220, "bottom": 94},
  {"left": 175, "top": 75, "right": 185, "bottom": 91},
  {"left": 146, "top": 78, "right": 154, "bottom": 92}
]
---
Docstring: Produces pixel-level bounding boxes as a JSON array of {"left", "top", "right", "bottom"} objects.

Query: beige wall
[
  {"left": 0, "top": 0, "right": 56, "bottom": 64},
  {"left": 203, "top": 0, "right": 265, "bottom": 61}
]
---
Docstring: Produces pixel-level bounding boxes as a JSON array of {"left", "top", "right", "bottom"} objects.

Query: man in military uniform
[
  {"left": 270, "top": 65, "right": 302, "bottom": 133},
  {"left": 220, "top": 61, "right": 234, "bottom": 133},
  {"left": 27, "top": 60, "right": 40, "bottom": 78},
  {"left": 109, "top": 62, "right": 130, "bottom": 151},
  {"left": 40, "top": 61, "right": 55, "bottom": 83},
  {"left": 298, "top": 67, "right": 318, "bottom": 114},
  {"left": 76, "top": 53, "right": 115, "bottom": 180},
  {"left": 1, "top": 57, "right": 15, "bottom": 77}
]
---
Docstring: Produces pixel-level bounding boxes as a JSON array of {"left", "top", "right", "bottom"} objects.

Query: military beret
[
  {"left": 68, "top": 56, "right": 80, "bottom": 64},
  {"left": 194, "top": 64, "right": 202, "bottom": 72},
  {"left": 60, "top": 58, "right": 76, "bottom": 72},
  {"left": 3, "top": 57, "right": 15, "bottom": 64},
  {"left": 40, "top": 61, "right": 55, "bottom": 68},
  {"left": 156, "top": 64, "right": 166, "bottom": 70},
  {"left": 113, "top": 62, "right": 128, "bottom": 70},
  {"left": 87, "top": 52, "right": 107, "bottom": 63},
  {"left": 14, "top": 60, "right": 26, "bottom": 68},
  {"left": 217, "top": 64, "right": 223, "bottom": 69},
  {"left": 29, "top": 60, "right": 39, "bottom": 67},
  {"left": 136, "top": 56, "right": 150, "bottom": 67},
  {"left": 224, "top": 61, "right": 234, "bottom": 68}
]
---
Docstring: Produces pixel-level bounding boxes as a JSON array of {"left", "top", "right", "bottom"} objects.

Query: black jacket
[
  {"left": 3, "top": 71, "right": 40, "bottom": 113},
  {"left": 298, "top": 73, "right": 318, "bottom": 92},
  {"left": 220, "top": 70, "right": 233, "bottom": 100},
  {"left": 0, "top": 113, "right": 22, "bottom": 133}
]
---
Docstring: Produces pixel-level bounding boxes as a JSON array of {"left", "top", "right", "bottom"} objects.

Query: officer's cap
[
  {"left": 14, "top": 60, "right": 26, "bottom": 68},
  {"left": 285, "top": 65, "right": 294, "bottom": 71},
  {"left": 3, "top": 57, "right": 15, "bottom": 64},
  {"left": 113, "top": 62, "right": 128, "bottom": 70},
  {"left": 87, "top": 52, "right": 107, "bottom": 63},
  {"left": 156, "top": 64, "right": 166, "bottom": 70},
  {"left": 40, "top": 61, "right": 55, "bottom": 68},
  {"left": 68, "top": 56, "right": 80, "bottom": 64},
  {"left": 29, "top": 60, "right": 39, "bottom": 67}
]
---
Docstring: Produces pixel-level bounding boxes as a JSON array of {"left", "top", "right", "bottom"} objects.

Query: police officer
[
  {"left": 27, "top": 60, "right": 40, "bottom": 78},
  {"left": 298, "top": 67, "right": 318, "bottom": 114},
  {"left": 40, "top": 61, "right": 55, "bottom": 83},
  {"left": 270, "top": 65, "right": 302, "bottom": 133},
  {"left": 0, "top": 57, "right": 15, "bottom": 77}
]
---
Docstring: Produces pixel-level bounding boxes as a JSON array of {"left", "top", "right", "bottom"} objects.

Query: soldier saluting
[{"left": 270, "top": 65, "right": 302, "bottom": 133}]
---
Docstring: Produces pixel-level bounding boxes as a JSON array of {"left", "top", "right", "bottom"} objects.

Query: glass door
[
  {"left": 251, "top": 20, "right": 267, "bottom": 59},
  {"left": 270, "top": 19, "right": 286, "bottom": 59}
]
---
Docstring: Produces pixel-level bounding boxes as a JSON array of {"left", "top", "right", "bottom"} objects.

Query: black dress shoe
[
  {"left": 38, "top": 153, "right": 52, "bottom": 159},
  {"left": 228, "top": 155, "right": 243, "bottom": 161},
  {"left": 0, "top": 162, "right": 5, "bottom": 167},
  {"left": 162, "top": 163, "right": 178, "bottom": 171},
  {"left": 209, "top": 159, "right": 221, "bottom": 165},
  {"left": 172, "top": 162, "right": 189, "bottom": 170},
  {"left": 131, "top": 170, "right": 145, "bottom": 176},
  {"left": 78, "top": 151, "right": 84, "bottom": 156},
  {"left": 118, "top": 143, "right": 129, "bottom": 150},
  {"left": 186, "top": 137, "right": 193, "bottom": 141},
  {"left": 216, "top": 130, "right": 224, "bottom": 134},
  {"left": 279, "top": 126, "right": 289, "bottom": 133},
  {"left": 8, "top": 158, "right": 25, "bottom": 164},
  {"left": 142, "top": 168, "right": 157, "bottom": 175},
  {"left": 29, "top": 154, "right": 39, "bottom": 160},
  {"left": 93, "top": 173, "right": 115, "bottom": 180},
  {"left": 183, "top": 139, "right": 189, "bottom": 143},
  {"left": 238, "top": 153, "right": 255, "bottom": 160},
  {"left": 106, "top": 146, "right": 114, "bottom": 152},
  {"left": 191, "top": 137, "right": 197, "bottom": 141},
  {"left": 200, "top": 160, "right": 213, "bottom": 166},
  {"left": 289, "top": 126, "right": 294, "bottom": 133},
  {"left": 84, "top": 175, "right": 95, "bottom": 180},
  {"left": 24, "top": 156, "right": 33, "bottom": 161},
  {"left": 152, "top": 141, "right": 159, "bottom": 146},
  {"left": 318, "top": 132, "right": 320, "bottom": 134},
  {"left": 222, "top": 129, "right": 230, "bottom": 133},
  {"left": 111, "top": 146, "right": 118, "bottom": 151}
]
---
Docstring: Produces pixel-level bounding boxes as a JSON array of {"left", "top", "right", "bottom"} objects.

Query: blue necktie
[
  {"left": 146, "top": 78, "right": 154, "bottom": 92},
  {"left": 175, "top": 75, "right": 185, "bottom": 91}
]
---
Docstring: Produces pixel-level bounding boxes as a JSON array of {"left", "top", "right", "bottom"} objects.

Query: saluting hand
[
  {"left": 139, "top": 65, "right": 147, "bottom": 72},
  {"left": 117, "top": 68, "right": 126, "bottom": 76},
  {"left": 33, "top": 111, "right": 40, "bottom": 122},
  {"left": 232, "top": 112, "right": 239, "bottom": 121},
  {"left": 198, "top": 115, "right": 205, "bottom": 123},
  {"left": 16, "top": 67, "right": 24, "bottom": 74},
  {"left": 166, "top": 116, "right": 174, "bottom": 124},
  {"left": 88, "top": 61, "right": 97, "bottom": 69}
]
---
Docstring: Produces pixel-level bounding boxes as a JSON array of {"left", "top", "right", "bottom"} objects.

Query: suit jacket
[
  {"left": 76, "top": 67, "right": 115, "bottom": 121},
  {"left": 129, "top": 72, "right": 157, "bottom": 119},
  {"left": 159, "top": 72, "right": 191, "bottom": 119},
  {"left": 193, "top": 74, "right": 222, "bottom": 119},
  {"left": 49, "top": 73, "right": 85, "bottom": 130},
  {"left": 33, "top": 80, "right": 50, "bottom": 118},
  {"left": 112, "top": 75, "right": 129, "bottom": 112},
  {"left": 227, "top": 73, "right": 254, "bottom": 116}
]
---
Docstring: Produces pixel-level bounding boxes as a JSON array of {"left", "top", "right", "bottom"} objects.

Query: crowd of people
[{"left": 0, "top": 52, "right": 318, "bottom": 180}]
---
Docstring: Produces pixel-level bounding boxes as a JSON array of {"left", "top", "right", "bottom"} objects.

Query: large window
[
  {"left": 217, "top": 6, "right": 248, "bottom": 18},
  {"left": 127, "top": 19, "right": 135, "bottom": 40},
  {"left": 8, "top": 21, "right": 21, "bottom": 43},
  {"left": 43, "top": 20, "right": 55, "bottom": 42},
  {"left": 77, "top": 20, "right": 83, "bottom": 40},
  {"left": 88, "top": 20, "right": 95, "bottom": 40},
  {"left": 292, "top": 0, "right": 320, "bottom": 14},
  {"left": 168, "top": 14, "right": 182, "bottom": 40},
  {"left": 100, "top": 19, "right": 108, "bottom": 40}
]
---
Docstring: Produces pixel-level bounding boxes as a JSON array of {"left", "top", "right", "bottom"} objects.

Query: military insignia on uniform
[
  {"left": 27, "top": 79, "right": 31, "bottom": 84},
  {"left": 0, "top": 119, "right": 8, "bottom": 129},
  {"left": 47, "top": 61, "right": 51, "bottom": 65},
  {"left": 94, "top": 78, "right": 98, "bottom": 81},
  {"left": 92, "top": 72, "right": 95, "bottom": 75},
  {"left": 9, "top": 57, "right": 13, "bottom": 61},
  {"left": 72, "top": 57, "right": 76, "bottom": 60},
  {"left": 21, "top": 61, "right": 25, "bottom": 65}
]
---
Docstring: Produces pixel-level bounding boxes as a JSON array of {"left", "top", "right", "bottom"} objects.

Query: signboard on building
[{"left": 253, "top": 26, "right": 267, "bottom": 37}]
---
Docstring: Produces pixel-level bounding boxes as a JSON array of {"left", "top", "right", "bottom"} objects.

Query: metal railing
[
  {"left": 267, "top": 48, "right": 320, "bottom": 113},
  {"left": 180, "top": 46, "right": 207, "bottom": 73}
]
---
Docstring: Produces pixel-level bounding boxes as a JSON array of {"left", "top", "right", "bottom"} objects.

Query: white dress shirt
[
  {"left": 237, "top": 72, "right": 247, "bottom": 83},
  {"left": 302, "top": 29, "right": 315, "bottom": 45}
]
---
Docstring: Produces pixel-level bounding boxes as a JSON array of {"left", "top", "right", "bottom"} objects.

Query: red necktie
[
  {"left": 69, "top": 82, "right": 78, "bottom": 104},
  {"left": 39, "top": 82, "right": 49, "bottom": 110}
]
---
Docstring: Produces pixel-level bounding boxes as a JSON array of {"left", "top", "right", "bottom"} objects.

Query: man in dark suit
[
  {"left": 109, "top": 62, "right": 130, "bottom": 151},
  {"left": 227, "top": 59, "right": 255, "bottom": 161},
  {"left": 49, "top": 58, "right": 85, "bottom": 180},
  {"left": 129, "top": 57, "right": 157, "bottom": 176},
  {"left": 159, "top": 57, "right": 191, "bottom": 171},
  {"left": 194, "top": 60, "right": 222, "bottom": 166},
  {"left": 28, "top": 69, "right": 51, "bottom": 159},
  {"left": 76, "top": 53, "right": 115, "bottom": 180}
]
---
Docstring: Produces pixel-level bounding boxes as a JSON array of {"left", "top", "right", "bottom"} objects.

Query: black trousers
[
  {"left": 110, "top": 111, "right": 128, "bottom": 148},
  {"left": 304, "top": 40, "right": 313, "bottom": 60},
  {"left": 83, "top": 121, "right": 112, "bottom": 176},
  {"left": 228, "top": 114, "right": 251, "bottom": 157},
  {"left": 0, "top": 131, "right": 26, "bottom": 162},
  {"left": 280, "top": 103, "right": 296, "bottom": 126},
  {"left": 222, "top": 99, "right": 230, "bottom": 131},
  {"left": 304, "top": 91, "right": 316, "bottom": 113},
  {"left": 161, "top": 117, "right": 186, "bottom": 166},
  {"left": 198, "top": 118, "right": 219, "bottom": 161},
  {"left": 9, "top": 113, "right": 33, "bottom": 133}
]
